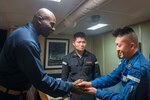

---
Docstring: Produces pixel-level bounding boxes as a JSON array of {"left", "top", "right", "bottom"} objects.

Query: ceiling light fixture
[
  {"left": 87, "top": 23, "right": 108, "bottom": 30},
  {"left": 48, "top": 0, "right": 61, "bottom": 2}
]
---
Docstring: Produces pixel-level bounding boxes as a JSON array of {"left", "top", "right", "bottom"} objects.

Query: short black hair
[
  {"left": 73, "top": 32, "right": 86, "bottom": 40},
  {"left": 112, "top": 26, "right": 135, "bottom": 37}
]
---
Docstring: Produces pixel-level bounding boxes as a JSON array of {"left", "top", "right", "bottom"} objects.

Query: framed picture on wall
[{"left": 44, "top": 38, "right": 69, "bottom": 69}]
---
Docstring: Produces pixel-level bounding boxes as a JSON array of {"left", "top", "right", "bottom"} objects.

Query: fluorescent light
[
  {"left": 48, "top": 0, "right": 61, "bottom": 2},
  {"left": 87, "top": 23, "right": 108, "bottom": 30}
]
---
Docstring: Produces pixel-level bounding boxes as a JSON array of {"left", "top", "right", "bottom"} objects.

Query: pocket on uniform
[
  {"left": 69, "top": 59, "right": 78, "bottom": 74},
  {"left": 84, "top": 63, "right": 93, "bottom": 74}
]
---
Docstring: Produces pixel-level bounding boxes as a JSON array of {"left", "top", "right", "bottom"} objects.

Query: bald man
[{"left": 0, "top": 8, "right": 80, "bottom": 100}]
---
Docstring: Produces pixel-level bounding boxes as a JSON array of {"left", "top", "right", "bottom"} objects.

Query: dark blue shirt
[
  {"left": 92, "top": 51, "right": 150, "bottom": 100},
  {"left": 0, "top": 23, "right": 72, "bottom": 97}
]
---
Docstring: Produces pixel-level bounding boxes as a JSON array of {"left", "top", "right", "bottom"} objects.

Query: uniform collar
[
  {"left": 26, "top": 22, "right": 37, "bottom": 34},
  {"left": 72, "top": 50, "right": 88, "bottom": 57},
  {"left": 25, "top": 23, "right": 41, "bottom": 52},
  {"left": 26, "top": 23, "right": 39, "bottom": 43},
  {"left": 124, "top": 50, "right": 141, "bottom": 69}
]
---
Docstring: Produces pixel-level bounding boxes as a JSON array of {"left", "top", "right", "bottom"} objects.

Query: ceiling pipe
[{"left": 53, "top": 0, "right": 111, "bottom": 34}]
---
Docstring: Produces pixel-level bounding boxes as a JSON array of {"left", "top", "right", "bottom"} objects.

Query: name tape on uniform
[{"left": 127, "top": 75, "right": 140, "bottom": 83}]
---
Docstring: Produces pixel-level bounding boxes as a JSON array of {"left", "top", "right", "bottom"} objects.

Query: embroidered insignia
[
  {"left": 86, "top": 61, "right": 92, "bottom": 64},
  {"left": 127, "top": 64, "right": 131, "bottom": 68},
  {"left": 123, "top": 76, "right": 128, "bottom": 82}
]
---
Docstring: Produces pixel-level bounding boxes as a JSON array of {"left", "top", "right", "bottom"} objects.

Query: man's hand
[
  {"left": 63, "top": 97, "right": 69, "bottom": 100},
  {"left": 84, "top": 87, "right": 97, "bottom": 95},
  {"left": 77, "top": 81, "right": 92, "bottom": 88},
  {"left": 71, "top": 79, "right": 84, "bottom": 94},
  {"left": 73, "top": 79, "right": 83, "bottom": 86}
]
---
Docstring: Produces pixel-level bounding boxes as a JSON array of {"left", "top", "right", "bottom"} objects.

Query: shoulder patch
[
  {"left": 95, "top": 61, "right": 99, "bottom": 64},
  {"left": 62, "top": 61, "right": 67, "bottom": 65},
  {"left": 119, "top": 61, "right": 122, "bottom": 65}
]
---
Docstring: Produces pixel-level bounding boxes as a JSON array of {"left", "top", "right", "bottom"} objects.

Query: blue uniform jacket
[
  {"left": 0, "top": 23, "right": 72, "bottom": 97},
  {"left": 92, "top": 51, "right": 150, "bottom": 100},
  {"left": 61, "top": 50, "right": 100, "bottom": 82}
]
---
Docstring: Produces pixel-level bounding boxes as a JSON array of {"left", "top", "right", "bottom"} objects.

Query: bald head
[
  {"left": 32, "top": 8, "right": 56, "bottom": 37},
  {"left": 34, "top": 8, "right": 55, "bottom": 20}
]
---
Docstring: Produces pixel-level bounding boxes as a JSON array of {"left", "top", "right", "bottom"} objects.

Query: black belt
[{"left": 0, "top": 85, "right": 28, "bottom": 95}]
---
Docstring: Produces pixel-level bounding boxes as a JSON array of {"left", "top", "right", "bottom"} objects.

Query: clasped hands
[{"left": 71, "top": 79, "right": 97, "bottom": 95}]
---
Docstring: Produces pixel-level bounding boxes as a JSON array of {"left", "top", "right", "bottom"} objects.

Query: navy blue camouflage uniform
[
  {"left": 61, "top": 50, "right": 101, "bottom": 100},
  {"left": 91, "top": 51, "right": 150, "bottom": 100}
]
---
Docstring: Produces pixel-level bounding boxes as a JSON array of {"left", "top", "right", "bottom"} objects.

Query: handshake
[
  {"left": 71, "top": 79, "right": 85, "bottom": 94},
  {"left": 64, "top": 79, "right": 97, "bottom": 100},
  {"left": 71, "top": 79, "right": 96, "bottom": 94}
]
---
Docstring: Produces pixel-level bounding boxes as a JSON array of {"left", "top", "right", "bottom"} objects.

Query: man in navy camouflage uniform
[{"left": 78, "top": 27, "right": 150, "bottom": 100}]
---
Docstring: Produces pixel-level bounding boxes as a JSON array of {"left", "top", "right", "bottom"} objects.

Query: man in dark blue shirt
[
  {"left": 61, "top": 32, "right": 101, "bottom": 100},
  {"left": 0, "top": 8, "right": 81, "bottom": 100},
  {"left": 78, "top": 27, "right": 150, "bottom": 100}
]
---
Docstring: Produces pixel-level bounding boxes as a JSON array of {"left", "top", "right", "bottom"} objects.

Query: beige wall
[
  {"left": 92, "top": 32, "right": 120, "bottom": 75},
  {"left": 92, "top": 34, "right": 104, "bottom": 75},
  {"left": 140, "top": 21, "right": 150, "bottom": 60}
]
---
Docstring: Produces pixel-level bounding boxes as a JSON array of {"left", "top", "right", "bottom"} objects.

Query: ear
[
  {"left": 130, "top": 42, "right": 135, "bottom": 50},
  {"left": 37, "top": 16, "right": 43, "bottom": 24},
  {"left": 72, "top": 41, "right": 75, "bottom": 46},
  {"left": 38, "top": 16, "right": 43, "bottom": 20}
]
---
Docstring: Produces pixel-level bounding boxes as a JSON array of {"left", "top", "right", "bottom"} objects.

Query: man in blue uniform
[
  {"left": 61, "top": 32, "right": 101, "bottom": 100},
  {"left": 0, "top": 8, "right": 82, "bottom": 100},
  {"left": 78, "top": 27, "right": 150, "bottom": 100}
]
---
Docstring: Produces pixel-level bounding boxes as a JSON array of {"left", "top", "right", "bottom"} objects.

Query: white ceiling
[{"left": 0, "top": 0, "right": 150, "bottom": 35}]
